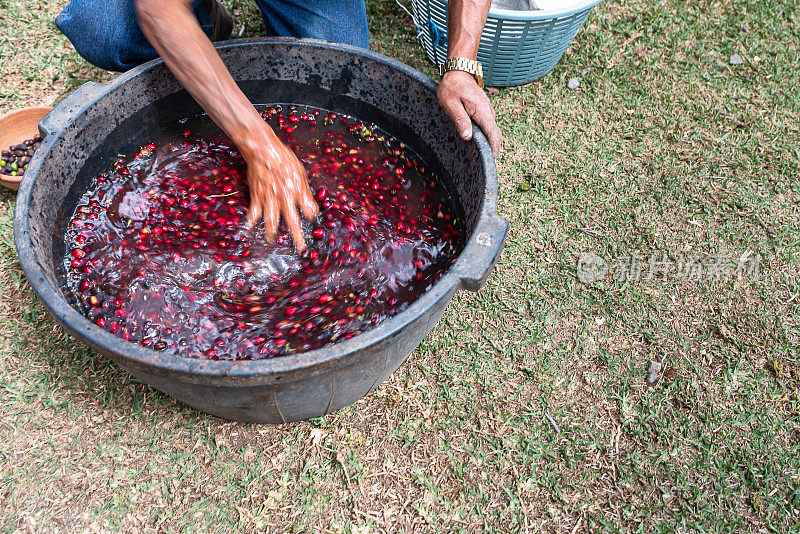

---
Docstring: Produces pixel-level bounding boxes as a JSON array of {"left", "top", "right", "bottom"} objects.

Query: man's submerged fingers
[
  {"left": 263, "top": 202, "right": 279, "bottom": 242},
  {"left": 300, "top": 184, "right": 319, "bottom": 220},
  {"left": 246, "top": 202, "right": 261, "bottom": 230},
  {"left": 301, "top": 197, "right": 319, "bottom": 221},
  {"left": 293, "top": 232, "right": 307, "bottom": 253},
  {"left": 282, "top": 202, "right": 306, "bottom": 252}
]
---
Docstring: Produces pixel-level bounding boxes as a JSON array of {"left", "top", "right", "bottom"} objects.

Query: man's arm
[
  {"left": 136, "top": 0, "right": 318, "bottom": 250},
  {"left": 437, "top": 0, "right": 501, "bottom": 158}
]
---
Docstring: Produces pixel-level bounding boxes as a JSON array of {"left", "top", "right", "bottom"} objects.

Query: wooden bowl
[{"left": 0, "top": 106, "right": 52, "bottom": 191}]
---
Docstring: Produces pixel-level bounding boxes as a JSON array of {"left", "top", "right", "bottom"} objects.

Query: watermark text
[{"left": 576, "top": 251, "right": 761, "bottom": 284}]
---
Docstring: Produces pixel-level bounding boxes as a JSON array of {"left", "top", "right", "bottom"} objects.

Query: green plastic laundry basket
[{"left": 410, "top": 0, "right": 602, "bottom": 87}]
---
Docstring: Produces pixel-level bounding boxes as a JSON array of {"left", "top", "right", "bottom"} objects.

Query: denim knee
[
  {"left": 56, "top": 0, "right": 214, "bottom": 72},
  {"left": 255, "top": 0, "right": 369, "bottom": 49},
  {"left": 55, "top": 0, "right": 155, "bottom": 71}
]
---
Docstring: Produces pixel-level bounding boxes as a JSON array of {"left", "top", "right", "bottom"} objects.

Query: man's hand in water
[
  {"left": 240, "top": 125, "right": 318, "bottom": 251},
  {"left": 137, "top": 0, "right": 316, "bottom": 251}
]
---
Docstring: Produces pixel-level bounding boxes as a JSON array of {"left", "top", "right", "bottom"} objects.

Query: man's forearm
[
  {"left": 446, "top": 0, "right": 491, "bottom": 59},
  {"left": 136, "top": 0, "right": 318, "bottom": 250},
  {"left": 135, "top": 0, "right": 273, "bottom": 158}
]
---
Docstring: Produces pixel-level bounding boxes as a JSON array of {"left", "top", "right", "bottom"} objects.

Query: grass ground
[{"left": 1, "top": 0, "right": 799, "bottom": 531}]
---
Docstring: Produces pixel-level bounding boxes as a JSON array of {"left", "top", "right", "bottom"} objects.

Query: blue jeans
[{"left": 56, "top": 0, "right": 369, "bottom": 72}]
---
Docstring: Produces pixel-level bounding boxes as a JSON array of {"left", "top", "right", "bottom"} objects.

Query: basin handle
[
  {"left": 39, "top": 82, "right": 105, "bottom": 138},
  {"left": 455, "top": 213, "right": 509, "bottom": 292}
]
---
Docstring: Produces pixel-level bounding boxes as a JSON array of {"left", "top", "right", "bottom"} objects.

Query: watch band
[{"left": 439, "top": 58, "right": 485, "bottom": 88}]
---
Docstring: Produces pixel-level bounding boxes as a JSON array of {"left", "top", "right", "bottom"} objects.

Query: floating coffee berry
[
  {"left": 0, "top": 134, "right": 42, "bottom": 177},
  {"left": 63, "top": 104, "right": 461, "bottom": 360}
]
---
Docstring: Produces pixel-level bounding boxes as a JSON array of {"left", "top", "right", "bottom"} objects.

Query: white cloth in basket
[{"left": 491, "top": 0, "right": 585, "bottom": 10}]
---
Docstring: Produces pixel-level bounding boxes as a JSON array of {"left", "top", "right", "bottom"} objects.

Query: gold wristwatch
[{"left": 439, "top": 58, "right": 484, "bottom": 88}]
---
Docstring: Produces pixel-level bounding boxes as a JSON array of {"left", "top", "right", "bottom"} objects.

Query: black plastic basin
[{"left": 13, "top": 38, "right": 507, "bottom": 423}]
